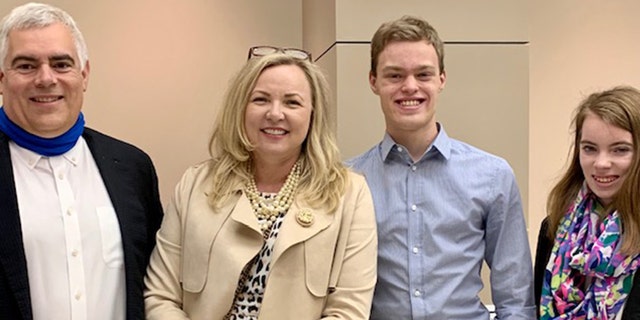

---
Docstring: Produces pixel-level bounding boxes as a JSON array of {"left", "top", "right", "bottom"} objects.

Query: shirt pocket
[{"left": 96, "top": 206, "right": 124, "bottom": 268}]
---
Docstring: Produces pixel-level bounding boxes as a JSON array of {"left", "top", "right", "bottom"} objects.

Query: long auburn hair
[{"left": 546, "top": 86, "right": 640, "bottom": 255}]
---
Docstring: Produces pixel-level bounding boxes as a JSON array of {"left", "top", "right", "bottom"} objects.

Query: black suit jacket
[
  {"left": 534, "top": 217, "right": 640, "bottom": 319},
  {"left": 0, "top": 128, "right": 164, "bottom": 320}
]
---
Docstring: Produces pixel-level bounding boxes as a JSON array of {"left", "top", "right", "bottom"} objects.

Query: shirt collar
[
  {"left": 9, "top": 137, "right": 84, "bottom": 169},
  {"left": 378, "top": 123, "right": 453, "bottom": 162}
]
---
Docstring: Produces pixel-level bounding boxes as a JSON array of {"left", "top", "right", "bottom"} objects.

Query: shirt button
[
  {"left": 411, "top": 204, "right": 417, "bottom": 211},
  {"left": 66, "top": 208, "right": 74, "bottom": 216},
  {"left": 411, "top": 165, "right": 417, "bottom": 171},
  {"left": 71, "top": 249, "right": 79, "bottom": 257},
  {"left": 57, "top": 173, "right": 64, "bottom": 180},
  {"left": 75, "top": 291, "right": 82, "bottom": 300},
  {"left": 414, "top": 289, "right": 421, "bottom": 297},
  {"left": 412, "top": 247, "right": 419, "bottom": 254},
  {"left": 397, "top": 146, "right": 403, "bottom": 152}
]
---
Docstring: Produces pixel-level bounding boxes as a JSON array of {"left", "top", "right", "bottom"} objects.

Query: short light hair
[
  {"left": 370, "top": 15, "right": 444, "bottom": 76},
  {"left": 208, "top": 53, "right": 348, "bottom": 213},
  {"left": 0, "top": 2, "right": 88, "bottom": 71},
  {"left": 547, "top": 85, "right": 640, "bottom": 255}
]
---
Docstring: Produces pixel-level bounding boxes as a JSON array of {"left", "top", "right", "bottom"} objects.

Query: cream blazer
[{"left": 144, "top": 160, "right": 377, "bottom": 320}]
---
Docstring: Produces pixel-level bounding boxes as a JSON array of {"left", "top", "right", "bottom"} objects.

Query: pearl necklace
[{"left": 245, "top": 159, "right": 301, "bottom": 233}]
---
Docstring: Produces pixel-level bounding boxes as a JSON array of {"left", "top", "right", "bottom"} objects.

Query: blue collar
[{"left": 0, "top": 107, "right": 85, "bottom": 156}]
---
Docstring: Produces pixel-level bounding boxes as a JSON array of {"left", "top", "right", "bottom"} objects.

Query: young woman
[{"left": 535, "top": 86, "right": 640, "bottom": 319}]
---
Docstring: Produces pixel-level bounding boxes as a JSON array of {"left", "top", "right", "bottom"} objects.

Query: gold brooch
[{"left": 296, "top": 209, "right": 314, "bottom": 227}]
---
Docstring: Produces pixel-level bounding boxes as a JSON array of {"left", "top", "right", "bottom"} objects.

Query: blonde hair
[
  {"left": 207, "top": 53, "right": 348, "bottom": 213},
  {"left": 547, "top": 85, "right": 640, "bottom": 255}
]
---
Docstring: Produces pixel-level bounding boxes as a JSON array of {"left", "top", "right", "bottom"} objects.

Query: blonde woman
[{"left": 144, "top": 47, "right": 377, "bottom": 319}]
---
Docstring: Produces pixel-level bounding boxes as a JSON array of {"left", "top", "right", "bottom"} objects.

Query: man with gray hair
[{"left": 0, "top": 3, "right": 163, "bottom": 319}]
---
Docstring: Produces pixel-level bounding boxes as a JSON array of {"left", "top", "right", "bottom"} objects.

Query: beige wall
[
  {"left": 3, "top": 0, "right": 640, "bottom": 306},
  {"left": 0, "top": 0, "right": 302, "bottom": 205},
  {"left": 528, "top": 0, "right": 640, "bottom": 256}
]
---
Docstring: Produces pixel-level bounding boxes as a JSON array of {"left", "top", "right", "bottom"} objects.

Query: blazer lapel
[
  {"left": 0, "top": 133, "right": 33, "bottom": 319},
  {"left": 230, "top": 194, "right": 262, "bottom": 235},
  {"left": 271, "top": 201, "right": 333, "bottom": 263},
  {"left": 82, "top": 129, "right": 140, "bottom": 248},
  {"left": 182, "top": 190, "right": 254, "bottom": 292},
  {"left": 227, "top": 193, "right": 335, "bottom": 267},
  {"left": 224, "top": 192, "right": 334, "bottom": 273},
  {"left": 82, "top": 130, "right": 126, "bottom": 220}
]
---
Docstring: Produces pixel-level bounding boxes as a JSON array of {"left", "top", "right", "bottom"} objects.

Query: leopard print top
[{"left": 225, "top": 194, "right": 287, "bottom": 319}]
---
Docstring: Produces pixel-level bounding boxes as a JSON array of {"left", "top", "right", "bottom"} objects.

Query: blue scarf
[{"left": 0, "top": 107, "right": 85, "bottom": 156}]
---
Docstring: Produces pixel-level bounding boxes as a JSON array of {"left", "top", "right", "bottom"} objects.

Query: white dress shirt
[{"left": 10, "top": 137, "right": 125, "bottom": 320}]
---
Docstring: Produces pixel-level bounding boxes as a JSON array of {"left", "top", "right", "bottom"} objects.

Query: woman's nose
[
  {"left": 266, "top": 102, "right": 285, "bottom": 121},
  {"left": 594, "top": 153, "right": 612, "bottom": 169}
]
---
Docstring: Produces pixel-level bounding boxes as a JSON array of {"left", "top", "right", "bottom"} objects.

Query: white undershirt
[{"left": 10, "top": 137, "right": 125, "bottom": 320}]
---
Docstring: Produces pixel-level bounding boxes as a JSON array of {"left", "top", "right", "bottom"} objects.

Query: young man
[
  {"left": 0, "top": 3, "right": 163, "bottom": 319},
  {"left": 348, "top": 16, "right": 535, "bottom": 319}
]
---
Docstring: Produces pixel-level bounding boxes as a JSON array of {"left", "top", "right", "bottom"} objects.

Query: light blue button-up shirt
[{"left": 347, "top": 125, "right": 535, "bottom": 319}]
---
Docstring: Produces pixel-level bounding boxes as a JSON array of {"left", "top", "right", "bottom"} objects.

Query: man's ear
[
  {"left": 369, "top": 71, "right": 379, "bottom": 95},
  {"left": 81, "top": 60, "right": 90, "bottom": 92},
  {"left": 0, "top": 70, "right": 5, "bottom": 95},
  {"left": 438, "top": 69, "right": 446, "bottom": 92}
]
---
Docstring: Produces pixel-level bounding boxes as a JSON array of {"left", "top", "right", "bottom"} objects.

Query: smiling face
[
  {"left": 579, "top": 112, "right": 634, "bottom": 205},
  {"left": 369, "top": 40, "right": 445, "bottom": 141},
  {"left": 244, "top": 64, "right": 312, "bottom": 166},
  {"left": 0, "top": 22, "right": 89, "bottom": 138}
]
